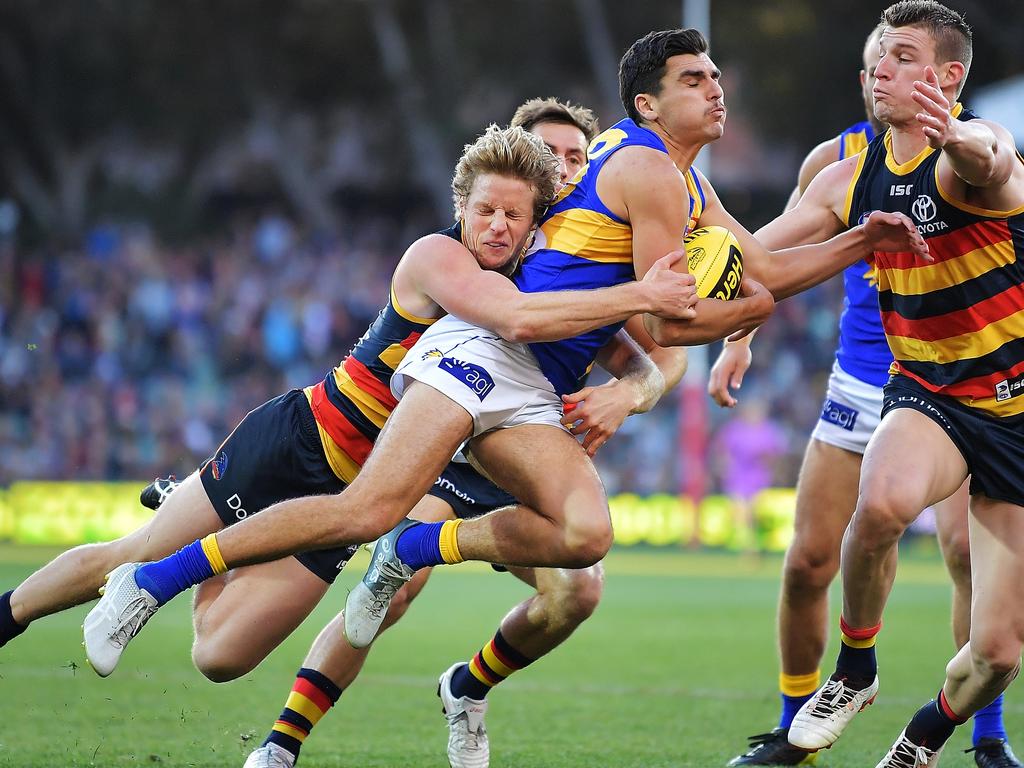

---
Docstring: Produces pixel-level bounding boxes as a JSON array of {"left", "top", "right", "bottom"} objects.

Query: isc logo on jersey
[
  {"left": 439, "top": 357, "right": 495, "bottom": 401},
  {"left": 684, "top": 226, "right": 744, "bottom": 300}
]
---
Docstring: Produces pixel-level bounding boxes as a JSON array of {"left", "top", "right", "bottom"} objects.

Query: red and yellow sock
[
  {"left": 836, "top": 616, "right": 880, "bottom": 683},
  {"left": 451, "top": 629, "right": 534, "bottom": 700},
  {"left": 263, "top": 668, "right": 343, "bottom": 759}
]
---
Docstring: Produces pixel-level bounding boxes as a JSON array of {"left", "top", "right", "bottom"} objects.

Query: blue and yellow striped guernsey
[{"left": 514, "top": 117, "right": 705, "bottom": 395}]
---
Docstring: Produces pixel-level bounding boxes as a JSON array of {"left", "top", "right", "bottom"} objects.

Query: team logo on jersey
[
  {"left": 210, "top": 450, "right": 229, "bottom": 480},
  {"left": 911, "top": 195, "right": 937, "bottom": 223},
  {"left": 995, "top": 372, "right": 1024, "bottom": 402},
  {"left": 439, "top": 357, "right": 495, "bottom": 401},
  {"left": 420, "top": 348, "right": 444, "bottom": 361},
  {"left": 857, "top": 210, "right": 875, "bottom": 226},
  {"left": 820, "top": 398, "right": 858, "bottom": 431}
]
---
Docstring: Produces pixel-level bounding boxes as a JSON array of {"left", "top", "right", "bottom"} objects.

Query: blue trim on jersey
[{"left": 692, "top": 170, "right": 706, "bottom": 210}]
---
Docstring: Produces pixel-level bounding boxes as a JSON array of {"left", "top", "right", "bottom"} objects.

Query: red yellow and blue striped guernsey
[{"left": 844, "top": 104, "right": 1024, "bottom": 416}]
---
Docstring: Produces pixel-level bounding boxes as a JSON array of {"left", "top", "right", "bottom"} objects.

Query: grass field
[{"left": 0, "top": 544, "right": 1017, "bottom": 767}]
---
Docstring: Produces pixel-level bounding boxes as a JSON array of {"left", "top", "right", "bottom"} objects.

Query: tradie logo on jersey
[
  {"left": 438, "top": 357, "right": 495, "bottom": 401},
  {"left": 996, "top": 372, "right": 1024, "bottom": 402}
]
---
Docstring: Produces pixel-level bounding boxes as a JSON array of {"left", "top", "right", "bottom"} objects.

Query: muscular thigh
[
  {"left": 860, "top": 407, "right": 968, "bottom": 517},
  {"left": 791, "top": 438, "right": 863, "bottom": 556},
  {"left": 469, "top": 425, "right": 606, "bottom": 520},
  {"left": 193, "top": 557, "right": 329, "bottom": 669},
  {"left": 966, "top": 495, "right": 1024, "bottom": 645}
]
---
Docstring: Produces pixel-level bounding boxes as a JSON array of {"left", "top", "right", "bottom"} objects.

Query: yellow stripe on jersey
[
  {"left": 540, "top": 208, "right": 633, "bottom": 264},
  {"left": 333, "top": 368, "right": 391, "bottom": 427},
  {"left": 935, "top": 163, "right": 1024, "bottom": 218},
  {"left": 886, "top": 309, "right": 1024, "bottom": 366},
  {"left": 955, "top": 389, "right": 1024, "bottom": 417},
  {"left": 304, "top": 387, "right": 361, "bottom": 483},
  {"left": 842, "top": 151, "right": 869, "bottom": 227},
  {"left": 389, "top": 284, "right": 437, "bottom": 325},
  {"left": 882, "top": 239, "right": 1016, "bottom": 296},
  {"left": 843, "top": 131, "right": 870, "bottom": 158},
  {"left": 377, "top": 342, "right": 410, "bottom": 371}
]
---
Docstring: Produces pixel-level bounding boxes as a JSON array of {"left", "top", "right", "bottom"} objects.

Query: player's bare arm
[
  {"left": 700, "top": 164, "right": 927, "bottom": 299},
  {"left": 916, "top": 66, "right": 1024, "bottom": 207},
  {"left": 782, "top": 136, "right": 843, "bottom": 212},
  {"left": 597, "top": 145, "right": 775, "bottom": 346},
  {"left": 395, "top": 233, "right": 698, "bottom": 344}
]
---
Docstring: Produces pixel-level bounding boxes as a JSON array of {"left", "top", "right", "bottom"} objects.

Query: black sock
[
  {"left": 0, "top": 591, "right": 27, "bottom": 648},
  {"left": 905, "top": 691, "right": 964, "bottom": 749}
]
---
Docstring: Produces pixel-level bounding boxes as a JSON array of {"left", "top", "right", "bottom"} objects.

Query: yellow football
[{"left": 684, "top": 225, "right": 744, "bottom": 300}]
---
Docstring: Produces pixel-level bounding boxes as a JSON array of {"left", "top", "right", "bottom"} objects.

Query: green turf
[{"left": 0, "top": 546, "right": 1015, "bottom": 767}]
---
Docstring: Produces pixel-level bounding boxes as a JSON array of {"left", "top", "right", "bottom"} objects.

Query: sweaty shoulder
[
  {"left": 597, "top": 145, "right": 685, "bottom": 221},
  {"left": 805, "top": 153, "right": 863, "bottom": 221}
]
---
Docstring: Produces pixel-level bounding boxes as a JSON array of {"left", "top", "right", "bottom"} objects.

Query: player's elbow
[{"left": 644, "top": 315, "right": 681, "bottom": 347}]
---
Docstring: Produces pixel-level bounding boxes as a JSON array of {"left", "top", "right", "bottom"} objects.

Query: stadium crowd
[{"left": 1, "top": 210, "right": 846, "bottom": 498}]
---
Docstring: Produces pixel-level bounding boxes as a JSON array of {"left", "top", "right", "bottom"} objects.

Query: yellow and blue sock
[
  {"left": 263, "top": 668, "right": 343, "bottom": 760},
  {"left": 395, "top": 519, "right": 465, "bottom": 570},
  {"left": 835, "top": 616, "right": 879, "bottom": 685},
  {"left": 134, "top": 534, "right": 228, "bottom": 605},
  {"left": 778, "top": 670, "right": 820, "bottom": 729},
  {"left": 972, "top": 693, "right": 1007, "bottom": 746},
  {"left": 906, "top": 689, "right": 966, "bottom": 750},
  {"left": 0, "top": 590, "right": 27, "bottom": 648},
  {"left": 450, "top": 629, "right": 534, "bottom": 700}
]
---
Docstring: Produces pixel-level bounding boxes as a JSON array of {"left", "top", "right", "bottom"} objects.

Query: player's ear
[
  {"left": 634, "top": 93, "right": 657, "bottom": 122},
  {"left": 941, "top": 61, "right": 965, "bottom": 94}
]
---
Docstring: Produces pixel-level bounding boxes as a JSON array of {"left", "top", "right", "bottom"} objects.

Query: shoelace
[
  {"left": 366, "top": 561, "right": 412, "bottom": 619},
  {"left": 446, "top": 710, "right": 486, "bottom": 751},
  {"left": 153, "top": 477, "right": 180, "bottom": 505},
  {"left": 110, "top": 596, "right": 157, "bottom": 648},
  {"left": 809, "top": 679, "right": 859, "bottom": 718},
  {"left": 886, "top": 737, "right": 937, "bottom": 768}
]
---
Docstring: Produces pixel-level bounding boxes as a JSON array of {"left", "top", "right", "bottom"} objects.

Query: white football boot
[
  {"left": 438, "top": 663, "right": 489, "bottom": 768},
  {"left": 875, "top": 728, "right": 944, "bottom": 767},
  {"left": 343, "top": 518, "right": 418, "bottom": 648},
  {"left": 242, "top": 743, "right": 296, "bottom": 768},
  {"left": 83, "top": 563, "right": 159, "bottom": 676},
  {"left": 788, "top": 675, "right": 879, "bottom": 750}
]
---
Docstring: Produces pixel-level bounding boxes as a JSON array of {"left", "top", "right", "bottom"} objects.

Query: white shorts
[
  {"left": 392, "top": 315, "right": 566, "bottom": 437},
  {"left": 809, "top": 360, "right": 884, "bottom": 455}
]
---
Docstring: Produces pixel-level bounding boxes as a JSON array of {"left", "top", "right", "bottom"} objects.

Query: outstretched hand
[
  {"left": 863, "top": 210, "right": 931, "bottom": 261},
  {"left": 913, "top": 66, "right": 956, "bottom": 150}
]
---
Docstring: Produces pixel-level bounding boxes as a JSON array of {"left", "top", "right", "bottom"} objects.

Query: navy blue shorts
[
  {"left": 199, "top": 389, "right": 357, "bottom": 583},
  {"left": 882, "top": 374, "right": 1024, "bottom": 507},
  {"left": 430, "top": 458, "right": 518, "bottom": 519}
]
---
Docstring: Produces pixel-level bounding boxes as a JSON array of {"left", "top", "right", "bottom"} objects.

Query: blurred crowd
[{"left": 0, "top": 213, "right": 847, "bottom": 497}]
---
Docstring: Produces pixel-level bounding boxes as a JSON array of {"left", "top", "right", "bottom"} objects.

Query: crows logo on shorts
[
  {"left": 439, "top": 357, "right": 495, "bottom": 401},
  {"left": 210, "top": 451, "right": 229, "bottom": 480}
]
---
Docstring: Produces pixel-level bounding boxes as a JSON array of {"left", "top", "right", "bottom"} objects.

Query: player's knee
[
  {"left": 851, "top": 487, "right": 915, "bottom": 549},
  {"left": 191, "top": 639, "right": 253, "bottom": 683},
  {"left": 563, "top": 517, "right": 613, "bottom": 568},
  {"left": 782, "top": 543, "right": 839, "bottom": 592},
  {"left": 938, "top": 532, "right": 972, "bottom": 587},
  {"left": 969, "top": 635, "right": 1023, "bottom": 683},
  {"left": 540, "top": 565, "right": 605, "bottom": 627}
]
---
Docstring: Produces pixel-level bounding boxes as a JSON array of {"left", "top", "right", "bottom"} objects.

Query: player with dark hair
[
  {"left": 714, "top": 2, "right": 1024, "bottom": 764},
  {"left": 0, "top": 124, "right": 698, "bottom": 687},
  {"left": 716, "top": 21, "right": 1020, "bottom": 768},
  {"left": 83, "top": 27, "right": 923, "bottom": 690}
]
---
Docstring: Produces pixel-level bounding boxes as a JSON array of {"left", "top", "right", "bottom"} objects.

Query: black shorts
[
  {"left": 428, "top": 458, "right": 518, "bottom": 519},
  {"left": 199, "top": 389, "right": 357, "bottom": 583},
  {"left": 882, "top": 374, "right": 1024, "bottom": 506}
]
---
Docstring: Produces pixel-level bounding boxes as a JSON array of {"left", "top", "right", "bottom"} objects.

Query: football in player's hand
[{"left": 685, "top": 226, "right": 744, "bottom": 300}]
